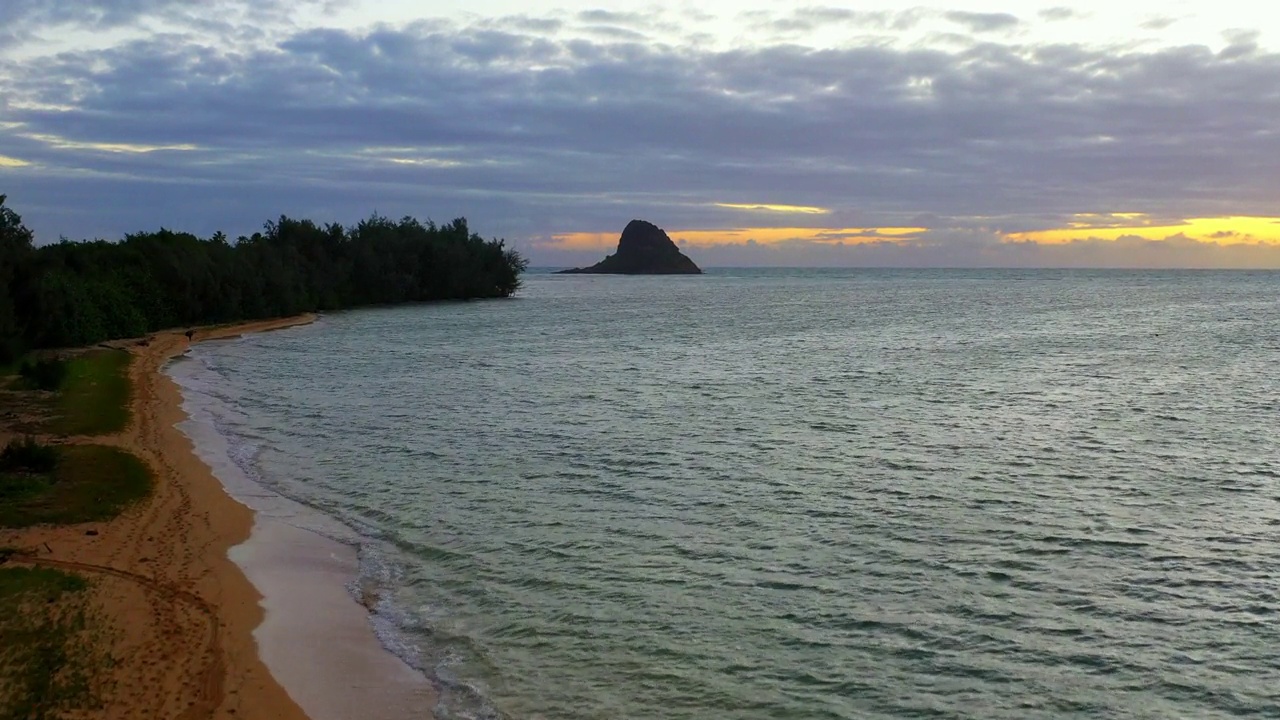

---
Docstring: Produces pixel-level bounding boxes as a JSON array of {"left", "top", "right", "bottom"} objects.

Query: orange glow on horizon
[
  {"left": 546, "top": 226, "right": 928, "bottom": 250},
  {"left": 545, "top": 216, "right": 1280, "bottom": 253},
  {"left": 1008, "top": 215, "right": 1280, "bottom": 245}
]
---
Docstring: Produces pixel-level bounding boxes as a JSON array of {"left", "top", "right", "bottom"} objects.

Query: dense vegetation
[{"left": 0, "top": 195, "right": 527, "bottom": 360}]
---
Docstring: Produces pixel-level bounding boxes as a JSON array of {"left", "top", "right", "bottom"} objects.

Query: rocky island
[{"left": 559, "top": 219, "right": 702, "bottom": 274}]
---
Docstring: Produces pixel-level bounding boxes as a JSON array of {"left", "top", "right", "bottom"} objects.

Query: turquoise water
[{"left": 172, "top": 270, "right": 1280, "bottom": 719}]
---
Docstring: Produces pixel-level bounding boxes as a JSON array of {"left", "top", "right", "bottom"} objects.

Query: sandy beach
[{"left": 2, "top": 316, "right": 434, "bottom": 719}]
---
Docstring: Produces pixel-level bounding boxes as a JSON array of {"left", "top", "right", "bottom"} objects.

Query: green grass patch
[
  {"left": 0, "top": 475, "right": 49, "bottom": 506},
  {"left": 48, "top": 351, "right": 131, "bottom": 436},
  {"left": 0, "top": 566, "right": 86, "bottom": 597},
  {"left": 0, "top": 567, "right": 113, "bottom": 720},
  {"left": 0, "top": 445, "right": 152, "bottom": 529}
]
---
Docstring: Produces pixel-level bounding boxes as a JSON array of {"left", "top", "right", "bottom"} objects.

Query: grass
[
  {"left": 0, "top": 348, "right": 137, "bottom": 716},
  {"left": 0, "top": 566, "right": 113, "bottom": 720},
  {"left": 0, "top": 445, "right": 152, "bottom": 529},
  {"left": 48, "top": 351, "right": 131, "bottom": 436}
]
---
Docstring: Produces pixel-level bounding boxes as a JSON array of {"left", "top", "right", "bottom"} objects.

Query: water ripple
[{"left": 186, "top": 270, "right": 1280, "bottom": 720}]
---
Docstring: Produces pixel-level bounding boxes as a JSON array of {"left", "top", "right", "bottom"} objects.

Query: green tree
[
  {"left": 2, "top": 197, "right": 527, "bottom": 353},
  {"left": 0, "top": 195, "right": 34, "bottom": 361}
]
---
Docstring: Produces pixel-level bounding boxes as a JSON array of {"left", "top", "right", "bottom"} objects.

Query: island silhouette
[{"left": 558, "top": 220, "right": 702, "bottom": 274}]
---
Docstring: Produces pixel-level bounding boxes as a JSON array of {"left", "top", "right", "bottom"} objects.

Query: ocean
[{"left": 168, "top": 269, "right": 1280, "bottom": 719}]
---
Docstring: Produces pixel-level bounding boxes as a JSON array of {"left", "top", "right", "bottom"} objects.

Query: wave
[{"left": 167, "top": 348, "right": 507, "bottom": 720}]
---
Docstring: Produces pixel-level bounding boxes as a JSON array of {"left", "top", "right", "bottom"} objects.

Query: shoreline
[
  {"left": 168, "top": 331, "right": 436, "bottom": 720},
  {"left": 2, "top": 314, "right": 434, "bottom": 719}
]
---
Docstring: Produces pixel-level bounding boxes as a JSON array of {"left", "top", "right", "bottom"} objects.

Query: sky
[{"left": 1, "top": 0, "right": 1279, "bottom": 267}]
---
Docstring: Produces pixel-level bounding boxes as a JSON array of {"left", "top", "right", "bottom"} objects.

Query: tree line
[{"left": 0, "top": 195, "right": 527, "bottom": 361}]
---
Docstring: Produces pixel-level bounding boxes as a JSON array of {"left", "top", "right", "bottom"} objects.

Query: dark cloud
[
  {"left": 944, "top": 11, "right": 1020, "bottom": 33},
  {"left": 2, "top": 13, "right": 1280, "bottom": 266}
]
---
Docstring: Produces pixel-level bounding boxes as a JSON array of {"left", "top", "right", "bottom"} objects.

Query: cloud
[
  {"left": 5, "top": 0, "right": 183, "bottom": 29},
  {"left": 1220, "top": 29, "right": 1261, "bottom": 60},
  {"left": 3, "top": 0, "right": 342, "bottom": 33},
  {"left": 943, "top": 11, "right": 1020, "bottom": 33},
  {"left": 713, "top": 203, "right": 830, "bottom": 215},
  {"left": 576, "top": 10, "right": 647, "bottom": 26},
  {"left": 752, "top": 7, "right": 926, "bottom": 34},
  {"left": 2, "top": 8, "right": 1280, "bottom": 267},
  {"left": 548, "top": 225, "right": 925, "bottom": 251},
  {"left": 1000, "top": 234, "right": 1280, "bottom": 269},
  {"left": 1039, "top": 7, "right": 1079, "bottom": 22},
  {"left": 1009, "top": 216, "right": 1280, "bottom": 245},
  {"left": 592, "top": 230, "right": 1280, "bottom": 269},
  {"left": 1141, "top": 17, "right": 1178, "bottom": 31}
]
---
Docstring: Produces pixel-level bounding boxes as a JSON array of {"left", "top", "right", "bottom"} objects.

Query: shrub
[
  {"left": 18, "top": 357, "right": 68, "bottom": 391},
  {"left": 0, "top": 437, "right": 59, "bottom": 474}
]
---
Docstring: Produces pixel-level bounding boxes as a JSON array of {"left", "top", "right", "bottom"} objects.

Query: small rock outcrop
[{"left": 559, "top": 220, "right": 702, "bottom": 274}]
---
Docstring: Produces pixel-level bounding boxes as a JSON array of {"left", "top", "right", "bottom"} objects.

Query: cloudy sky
[{"left": 2, "top": 0, "right": 1278, "bottom": 267}]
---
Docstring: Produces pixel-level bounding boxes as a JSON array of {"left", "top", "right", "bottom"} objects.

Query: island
[{"left": 558, "top": 219, "right": 702, "bottom": 274}]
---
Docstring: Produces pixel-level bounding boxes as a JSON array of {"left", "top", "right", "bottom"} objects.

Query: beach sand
[{"left": 2, "top": 317, "right": 435, "bottom": 719}]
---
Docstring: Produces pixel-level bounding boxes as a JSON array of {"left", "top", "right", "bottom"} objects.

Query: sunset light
[
  {"left": 713, "top": 203, "right": 831, "bottom": 215},
  {"left": 1008, "top": 216, "right": 1280, "bottom": 246},
  {"left": 4, "top": 0, "right": 1279, "bottom": 266},
  {"left": 548, "top": 226, "right": 929, "bottom": 249}
]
